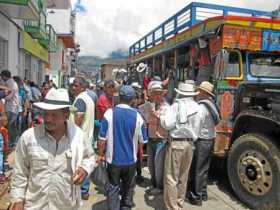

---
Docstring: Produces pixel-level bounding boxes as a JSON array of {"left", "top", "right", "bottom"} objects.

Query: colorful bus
[{"left": 129, "top": 2, "right": 280, "bottom": 209}]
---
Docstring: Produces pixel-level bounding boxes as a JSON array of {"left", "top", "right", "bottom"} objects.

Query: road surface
[{"left": 81, "top": 167, "right": 249, "bottom": 210}]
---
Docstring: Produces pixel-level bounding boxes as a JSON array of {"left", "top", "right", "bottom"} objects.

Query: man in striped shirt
[{"left": 97, "top": 85, "right": 148, "bottom": 210}]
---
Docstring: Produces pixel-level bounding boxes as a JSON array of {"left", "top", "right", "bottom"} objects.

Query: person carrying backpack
[{"left": 186, "top": 81, "right": 220, "bottom": 206}]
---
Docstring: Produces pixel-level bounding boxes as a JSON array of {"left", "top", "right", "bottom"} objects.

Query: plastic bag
[{"left": 90, "top": 162, "right": 109, "bottom": 189}]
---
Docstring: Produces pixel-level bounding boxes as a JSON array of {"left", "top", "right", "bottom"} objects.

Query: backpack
[{"left": 198, "top": 99, "right": 221, "bottom": 125}]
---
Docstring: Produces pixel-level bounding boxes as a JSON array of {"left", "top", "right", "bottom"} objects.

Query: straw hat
[
  {"left": 198, "top": 81, "right": 215, "bottom": 97},
  {"left": 34, "top": 88, "right": 71, "bottom": 110},
  {"left": 175, "top": 82, "right": 199, "bottom": 96}
]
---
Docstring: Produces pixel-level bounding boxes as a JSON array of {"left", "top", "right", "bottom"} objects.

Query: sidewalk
[{"left": 81, "top": 167, "right": 249, "bottom": 210}]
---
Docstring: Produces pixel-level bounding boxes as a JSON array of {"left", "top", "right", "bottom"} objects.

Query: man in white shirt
[
  {"left": 10, "top": 88, "right": 95, "bottom": 210},
  {"left": 187, "top": 81, "right": 220, "bottom": 206},
  {"left": 160, "top": 81, "right": 203, "bottom": 210}
]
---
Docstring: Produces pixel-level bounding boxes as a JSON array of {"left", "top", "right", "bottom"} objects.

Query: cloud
[{"left": 72, "top": 0, "right": 279, "bottom": 57}]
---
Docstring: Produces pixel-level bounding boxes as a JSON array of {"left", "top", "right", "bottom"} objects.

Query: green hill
[{"left": 77, "top": 49, "right": 128, "bottom": 73}]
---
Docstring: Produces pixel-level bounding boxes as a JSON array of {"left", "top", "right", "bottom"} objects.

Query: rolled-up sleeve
[
  {"left": 98, "top": 109, "right": 111, "bottom": 141},
  {"left": 10, "top": 135, "right": 29, "bottom": 202},
  {"left": 138, "top": 115, "right": 148, "bottom": 144}
]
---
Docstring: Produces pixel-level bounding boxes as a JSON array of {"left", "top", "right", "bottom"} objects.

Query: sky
[{"left": 71, "top": 0, "right": 280, "bottom": 57}]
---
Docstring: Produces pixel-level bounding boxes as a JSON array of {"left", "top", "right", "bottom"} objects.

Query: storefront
[{"left": 22, "top": 32, "right": 48, "bottom": 84}]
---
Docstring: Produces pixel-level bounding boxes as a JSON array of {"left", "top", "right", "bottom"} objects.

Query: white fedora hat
[
  {"left": 131, "top": 82, "right": 142, "bottom": 89},
  {"left": 175, "top": 82, "right": 199, "bottom": 96},
  {"left": 136, "top": 63, "right": 147, "bottom": 73},
  {"left": 34, "top": 88, "right": 71, "bottom": 110},
  {"left": 198, "top": 81, "right": 215, "bottom": 97}
]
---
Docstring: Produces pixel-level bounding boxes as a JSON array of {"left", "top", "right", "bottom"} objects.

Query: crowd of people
[
  {"left": 0, "top": 70, "right": 57, "bottom": 182},
  {"left": 4, "top": 62, "right": 221, "bottom": 210}
]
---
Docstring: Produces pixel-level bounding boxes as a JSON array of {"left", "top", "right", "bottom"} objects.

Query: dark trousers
[
  {"left": 107, "top": 163, "right": 136, "bottom": 210},
  {"left": 147, "top": 139, "right": 165, "bottom": 187},
  {"left": 136, "top": 153, "right": 142, "bottom": 176},
  {"left": 187, "top": 138, "right": 214, "bottom": 202}
]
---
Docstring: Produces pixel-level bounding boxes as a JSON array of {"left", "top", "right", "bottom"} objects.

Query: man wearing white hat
[
  {"left": 9, "top": 88, "right": 95, "bottom": 210},
  {"left": 187, "top": 81, "right": 220, "bottom": 206},
  {"left": 136, "top": 63, "right": 147, "bottom": 88},
  {"left": 160, "top": 81, "right": 203, "bottom": 210}
]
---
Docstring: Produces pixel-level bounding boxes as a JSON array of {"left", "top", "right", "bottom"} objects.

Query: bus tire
[{"left": 227, "top": 133, "right": 280, "bottom": 210}]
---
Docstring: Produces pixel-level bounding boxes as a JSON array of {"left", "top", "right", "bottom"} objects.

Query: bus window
[{"left": 225, "top": 51, "right": 241, "bottom": 79}]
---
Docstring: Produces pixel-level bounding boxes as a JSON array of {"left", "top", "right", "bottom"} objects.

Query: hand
[
  {"left": 96, "top": 155, "right": 105, "bottom": 164},
  {"left": 4, "top": 89, "right": 11, "bottom": 96},
  {"left": 156, "top": 131, "right": 164, "bottom": 139},
  {"left": 73, "top": 167, "right": 88, "bottom": 185},
  {"left": 9, "top": 202, "right": 24, "bottom": 210}
]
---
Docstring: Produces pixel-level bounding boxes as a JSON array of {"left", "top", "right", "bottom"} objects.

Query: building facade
[
  {"left": 0, "top": 0, "right": 74, "bottom": 87},
  {"left": 0, "top": 0, "right": 52, "bottom": 84},
  {"left": 101, "top": 60, "right": 128, "bottom": 81},
  {"left": 46, "top": 0, "right": 76, "bottom": 87}
]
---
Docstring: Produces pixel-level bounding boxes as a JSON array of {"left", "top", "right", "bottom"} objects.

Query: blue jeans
[
  {"left": 0, "top": 134, "right": 4, "bottom": 174},
  {"left": 147, "top": 139, "right": 166, "bottom": 188},
  {"left": 81, "top": 177, "right": 90, "bottom": 195}
]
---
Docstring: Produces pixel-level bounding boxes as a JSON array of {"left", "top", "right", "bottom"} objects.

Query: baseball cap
[
  {"left": 148, "top": 81, "right": 163, "bottom": 91},
  {"left": 119, "top": 85, "right": 136, "bottom": 100}
]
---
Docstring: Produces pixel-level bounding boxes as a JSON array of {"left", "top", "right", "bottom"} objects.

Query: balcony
[
  {"left": 39, "top": 24, "right": 57, "bottom": 52},
  {"left": 0, "top": 0, "right": 42, "bottom": 20},
  {"left": 24, "top": 10, "right": 47, "bottom": 40}
]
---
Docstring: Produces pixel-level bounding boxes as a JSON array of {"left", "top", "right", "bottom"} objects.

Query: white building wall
[
  {"left": 18, "top": 50, "right": 25, "bottom": 79},
  {"left": 0, "top": 13, "right": 9, "bottom": 39},
  {"left": 30, "top": 56, "right": 38, "bottom": 83},
  {"left": 47, "top": 8, "right": 72, "bottom": 34},
  {"left": 0, "top": 13, "right": 20, "bottom": 76},
  {"left": 49, "top": 39, "right": 64, "bottom": 86},
  {"left": 8, "top": 23, "right": 20, "bottom": 76}
]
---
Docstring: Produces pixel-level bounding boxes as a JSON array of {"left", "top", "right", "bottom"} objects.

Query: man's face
[
  {"left": 1, "top": 76, "right": 8, "bottom": 82},
  {"left": 150, "top": 90, "right": 164, "bottom": 103},
  {"left": 104, "top": 84, "right": 115, "bottom": 97},
  {"left": 43, "top": 109, "right": 69, "bottom": 132},
  {"left": 71, "top": 80, "right": 84, "bottom": 96},
  {"left": 196, "top": 90, "right": 208, "bottom": 101}
]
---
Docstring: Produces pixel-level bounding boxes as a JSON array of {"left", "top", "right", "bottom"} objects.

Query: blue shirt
[
  {"left": 86, "top": 89, "right": 98, "bottom": 104},
  {"left": 99, "top": 104, "right": 148, "bottom": 166},
  {"left": 74, "top": 98, "right": 86, "bottom": 113}
]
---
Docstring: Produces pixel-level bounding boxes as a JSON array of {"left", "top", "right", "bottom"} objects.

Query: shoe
[
  {"left": 188, "top": 198, "right": 202, "bottom": 206},
  {"left": 149, "top": 188, "right": 163, "bottom": 195},
  {"left": 81, "top": 193, "right": 89, "bottom": 200}
]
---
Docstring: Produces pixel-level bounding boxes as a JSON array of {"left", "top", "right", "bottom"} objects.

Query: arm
[
  {"left": 74, "top": 114, "right": 85, "bottom": 127},
  {"left": 138, "top": 114, "right": 148, "bottom": 144},
  {"left": 73, "top": 131, "right": 95, "bottom": 185},
  {"left": 10, "top": 135, "right": 29, "bottom": 204},
  {"left": 160, "top": 102, "right": 177, "bottom": 131},
  {"left": 97, "top": 112, "right": 110, "bottom": 161},
  {"left": 5, "top": 88, "right": 15, "bottom": 101},
  {"left": 73, "top": 99, "right": 86, "bottom": 127}
]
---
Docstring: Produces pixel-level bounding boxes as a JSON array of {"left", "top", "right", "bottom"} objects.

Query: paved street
[{"left": 81, "top": 167, "right": 249, "bottom": 210}]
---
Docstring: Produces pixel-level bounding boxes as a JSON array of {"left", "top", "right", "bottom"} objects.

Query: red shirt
[
  {"left": 96, "top": 95, "right": 113, "bottom": 119},
  {"left": 143, "top": 76, "right": 151, "bottom": 90}
]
